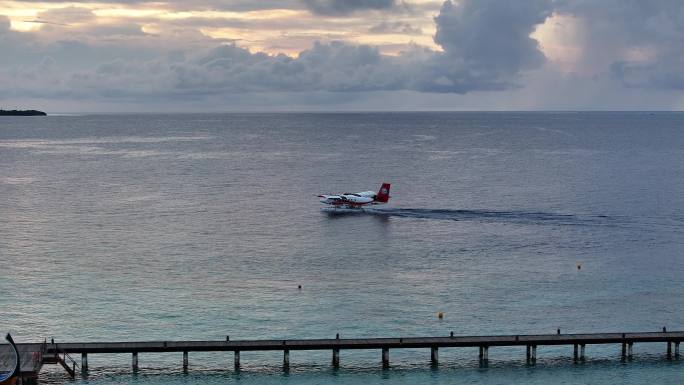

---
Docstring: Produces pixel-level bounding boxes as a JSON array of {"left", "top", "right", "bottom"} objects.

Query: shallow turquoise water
[{"left": 1, "top": 112, "right": 683, "bottom": 384}]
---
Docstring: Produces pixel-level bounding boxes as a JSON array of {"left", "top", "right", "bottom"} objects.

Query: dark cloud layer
[
  {"left": 303, "top": 0, "right": 397, "bottom": 15},
  {"left": 368, "top": 21, "right": 421, "bottom": 35}
]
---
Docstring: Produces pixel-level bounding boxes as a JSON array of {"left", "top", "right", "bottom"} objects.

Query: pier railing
[{"left": 35, "top": 330, "right": 683, "bottom": 375}]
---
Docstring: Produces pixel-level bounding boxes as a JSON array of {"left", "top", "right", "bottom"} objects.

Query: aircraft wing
[{"left": 318, "top": 194, "right": 346, "bottom": 202}]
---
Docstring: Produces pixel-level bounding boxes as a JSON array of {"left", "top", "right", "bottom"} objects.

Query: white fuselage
[
  {"left": 319, "top": 183, "right": 390, "bottom": 209},
  {"left": 319, "top": 193, "right": 375, "bottom": 205}
]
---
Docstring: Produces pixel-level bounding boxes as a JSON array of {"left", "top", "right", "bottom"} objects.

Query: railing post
[
  {"left": 81, "top": 353, "right": 88, "bottom": 372},
  {"left": 431, "top": 346, "right": 438, "bottom": 366},
  {"left": 234, "top": 350, "right": 240, "bottom": 370},
  {"left": 382, "top": 348, "right": 389, "bottom": 368},
  {"left": 332, "top": 348, "right": 340, "bottom": 368},
  {"left": 132, "top": 352, "right": 138, "bottom": 371}
]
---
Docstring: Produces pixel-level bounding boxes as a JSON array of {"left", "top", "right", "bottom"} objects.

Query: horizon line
[{"left": 29, "top": 110, "right": 684, "bottom": 115}]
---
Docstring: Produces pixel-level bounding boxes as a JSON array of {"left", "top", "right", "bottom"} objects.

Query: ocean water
[{"left": 1, "top": 112, "right": 683, "bottom": 384}]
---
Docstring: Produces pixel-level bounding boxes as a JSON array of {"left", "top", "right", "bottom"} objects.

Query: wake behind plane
[{"left": 319, "top": 183, "right": 390, "bottom": 210}]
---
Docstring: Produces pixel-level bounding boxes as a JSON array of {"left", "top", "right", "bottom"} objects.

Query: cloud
[
  {"left": 5, "top": 0, "right": 403, "bottom": 14},
  {"left": 550, "top": 0, "right": 684, "bottom": 90},
  {"left": 34, "top": 6, "right": 97, "bottom": 25},
  {"left": 0, "top": 0, "right": 555, "bottom": 103},
  {"left": 3, "top": 0, "right": 684, "bottom": 111},
  {"left": 0, "top": 15, "right": 10, "bottom": 32},
  {"left": 23, "top": 7, "right": 149, "bottom": 38},
  {"left": 611, "top": 55, "right": 684, "bottom": 90},
  {"left": 388, "top": 0, "right": 552, "bottom": 94},
  {"left": 5, "top": 0, "right": 297, "bottom": 12},
  {"left": 303, "top": 0, "right": 397, "bottom": 15},
  {"left": 435, "top": 0, "right": 552, "bottom": 74},
  {"left": 368, "top": 21, "right": 422, "bottom": 35}
]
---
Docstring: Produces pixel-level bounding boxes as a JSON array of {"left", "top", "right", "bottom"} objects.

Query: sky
[{"left": 1, "top": 0, "right": 684, "bottom": 112}]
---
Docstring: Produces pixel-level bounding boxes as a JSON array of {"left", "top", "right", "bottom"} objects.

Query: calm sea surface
[{"left": 1, "top": 112, "right": 684, "bottom": 384}]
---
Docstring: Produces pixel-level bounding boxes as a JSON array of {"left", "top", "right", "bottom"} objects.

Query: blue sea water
[{"left": 1, "top": 112, "right": 683, "bottom": 384}]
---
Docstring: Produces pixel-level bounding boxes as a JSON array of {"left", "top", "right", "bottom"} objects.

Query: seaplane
[{"left": 318, "top": 183, "right": 391, "bottom": 210}]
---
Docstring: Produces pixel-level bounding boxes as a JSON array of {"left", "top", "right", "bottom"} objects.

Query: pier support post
[
  {"left": 479, "top": 346, "right": 489, "bottom": 366},
  {"left": 132, "top": 352, "right": 138, "bottom": 371},
  {"left": 332, "top": 348, "right": 340, "bottom": 368},
  {"left": 382, "top": 348, "right": 389, "bottom": 368},
  {"left": 234, "top": 351, "right": 240, "bottom": 370},
  {"left": 621, "top": 343, "right": 627, "bottom": 361},
  {"left": 283, "top": 349, "right": 290, "bottom": 369},
  {"left": 526, "top": 345, "right": 531, "bottom": 364},
  {"left": 580, "top": 344, "right": 586, "bottom": 361},
  {"left": 675, "top": 342, "right": 680, "bottom": 359},
  {"left": 183, "top": 351, "right": 188, "bottom": 371},
  {"left": 81, "top": 353, "right": 88, "bottom": 372},
  {"left": 667, "top": 342, "right": 672, "bottom": 359},
  {"left": 573, "top": 344, "right": 578, "bottom": 362},
  {"left": 531, "top": 345, "right": 537, "bottom": 363},
  {"left": 431, "top": 346, "right": 439, "bottom": 366},
  {"left": 628, "top": 343, "right": 633, "bottom": 359}
]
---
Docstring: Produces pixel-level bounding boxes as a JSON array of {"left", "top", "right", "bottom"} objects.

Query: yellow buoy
[{"left": 438, "top": 312, "right": 444, "bottom": 319}]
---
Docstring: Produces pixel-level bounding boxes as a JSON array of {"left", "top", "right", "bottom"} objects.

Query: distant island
[{"left": 0, "top": 109, "right": 47, "bottom": 116}]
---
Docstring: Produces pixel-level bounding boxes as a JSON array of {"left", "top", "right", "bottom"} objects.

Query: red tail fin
[{"left": 376, "top": 183, "right": 390, "bottom": 203}]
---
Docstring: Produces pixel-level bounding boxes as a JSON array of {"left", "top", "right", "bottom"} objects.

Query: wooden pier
[{"left": 9, "top": 330, "right": 684, "bottom": 381}]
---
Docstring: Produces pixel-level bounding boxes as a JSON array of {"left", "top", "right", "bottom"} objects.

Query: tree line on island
[{"left": 0, "top": 109, "right": 47, "bottom": 116}]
